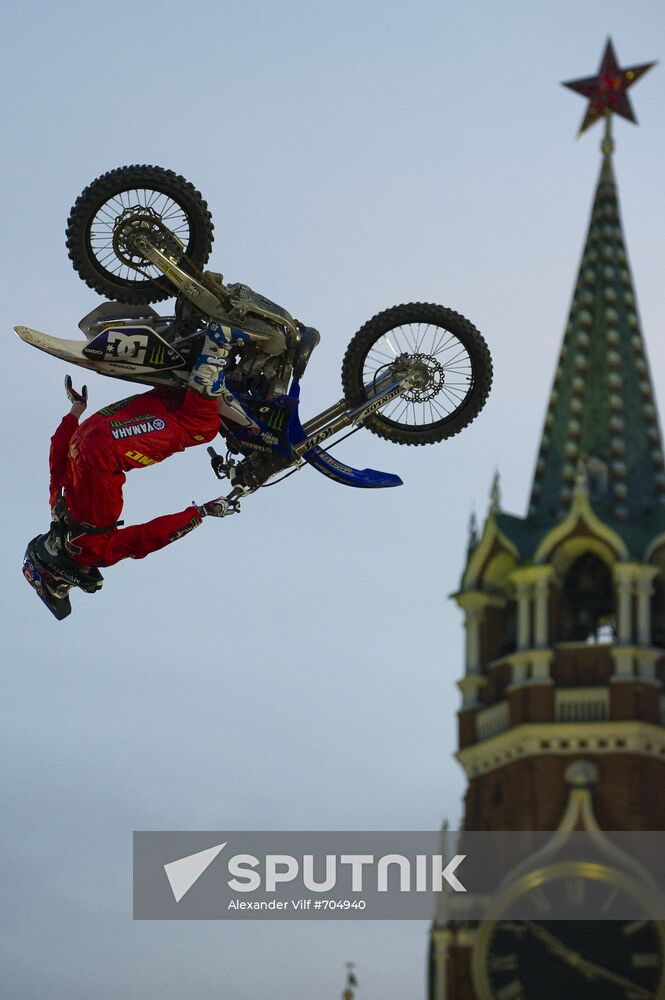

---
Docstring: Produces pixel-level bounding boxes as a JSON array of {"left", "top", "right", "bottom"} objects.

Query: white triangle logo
[{"left": 164, "top": 842, "right": 227, "bottom": 902}]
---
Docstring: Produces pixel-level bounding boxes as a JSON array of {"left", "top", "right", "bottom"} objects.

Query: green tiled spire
[{"left": 528, "top": 132, "right": 665, "bottom": 529}]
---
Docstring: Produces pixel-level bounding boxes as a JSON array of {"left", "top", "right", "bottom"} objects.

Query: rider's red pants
[{"left": 49, "top": 387, "right": 219, "bottom": 568}]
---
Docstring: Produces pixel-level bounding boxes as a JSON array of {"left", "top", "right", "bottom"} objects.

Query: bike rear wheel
[
  {"left": 341, "top": 303, "right": 492, "bottom": 445},
  {"left": 66, "top": 165, "right": 214, "bottom": 304}
]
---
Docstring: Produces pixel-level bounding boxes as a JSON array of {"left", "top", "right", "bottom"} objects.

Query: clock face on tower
[{"left": 472, "top": 863, "right": 665, "bottom": 1000}]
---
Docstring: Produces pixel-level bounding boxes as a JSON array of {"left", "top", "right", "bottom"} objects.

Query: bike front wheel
[
  {"left": 66, "top": 165, "right": 214, "bottom": 304},
  {"left": 341, "top": 303, "right": 492, "bottom": 445}
]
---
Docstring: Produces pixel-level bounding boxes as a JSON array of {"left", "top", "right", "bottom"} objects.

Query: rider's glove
[
  {"left": 197, "top": 497, "right": 241, "bottom": 518},
  {"left": 65, "top": 375, "right": 88, "bottom": 408}
]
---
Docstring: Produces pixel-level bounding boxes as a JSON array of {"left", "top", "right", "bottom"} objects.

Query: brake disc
[{"left": 400, "top": 353, "right": 446, "bottom": 402}]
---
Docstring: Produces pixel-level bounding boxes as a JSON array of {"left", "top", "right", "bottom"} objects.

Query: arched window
[
  {"left": 649, "top": 548, "right": 665, "bottom": 648},
  {"left": 560, "top": 552, "right": 615, "bottom": 643},
  {"left": 498, "top": 599, "right": 517, "bottom": 656},
  {"left": 480, "top": 550, "right": 518, "bottom": 661},
  {"left": 650, "top": 575, "right": 665, "bottom": 648}
]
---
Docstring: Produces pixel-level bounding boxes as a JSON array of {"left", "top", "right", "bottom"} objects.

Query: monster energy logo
[
  {"left": 148, "top": 344, "right": 168, "bottom": 366},
  {"left": 100, "top": 395, "right": 139, "bottom": 416},
  {"left": 264, "top": 408, "right": 287, "bottom": 432}
]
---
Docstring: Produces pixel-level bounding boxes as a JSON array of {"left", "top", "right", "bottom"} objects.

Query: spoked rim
[
  {"left": 87, "top": 187, "right": 194, "bottom": 284},
  {"left": 363, "top": 321, "right": 475, "bottom": 431}
]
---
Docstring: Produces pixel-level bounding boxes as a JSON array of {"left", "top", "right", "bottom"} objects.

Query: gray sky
[{"left": 2, "top": 1, "right": 665, "bottom": 997}]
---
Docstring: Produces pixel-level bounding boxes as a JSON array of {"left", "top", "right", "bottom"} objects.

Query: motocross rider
[{"left": 23, "top": 323, "right": 241, "bottom": 618}]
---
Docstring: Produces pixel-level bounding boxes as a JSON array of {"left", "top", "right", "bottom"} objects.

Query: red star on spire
[{"left": 562, "top": 38, "right": 655, "bottom": 135}]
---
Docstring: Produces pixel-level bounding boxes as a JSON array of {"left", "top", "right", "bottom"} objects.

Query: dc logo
[{"left": 152, "top": 418, "right": 165, "bottom": 430}]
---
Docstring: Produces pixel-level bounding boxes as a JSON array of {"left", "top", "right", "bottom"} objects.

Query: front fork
[
  {"left": 293, "top": 369, "right": 416, "bottom": 456},
  {"left": 209, "top": 367, "right": 417, "bottom": 497}
]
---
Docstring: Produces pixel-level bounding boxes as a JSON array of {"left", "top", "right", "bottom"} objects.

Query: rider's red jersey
[{"left": 49, "top": 387, "right": 220, "bottom": 567}]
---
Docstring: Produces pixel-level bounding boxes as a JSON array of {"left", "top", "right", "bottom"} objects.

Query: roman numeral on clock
[
  {"left": 489, "top": 954, "right": 518, "bottom": 972},
  {"left": 496, "top": 979, "right": 524, "bottom": 1000}
]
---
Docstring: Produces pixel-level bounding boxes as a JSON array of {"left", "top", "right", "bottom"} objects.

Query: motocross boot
[
  {"left": 22, "top": 533, "right": 104, "bottom": 620},
  {"left": 188, "top": 321, "right": 243, "bottom": 397}
]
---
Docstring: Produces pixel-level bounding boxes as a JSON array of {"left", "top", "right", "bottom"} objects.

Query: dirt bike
[{"left": 16, "top": 164, "right": 492, "bottom": 508}]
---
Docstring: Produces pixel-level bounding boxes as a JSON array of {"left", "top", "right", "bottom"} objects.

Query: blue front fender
[
  {"left": 302, "top": 446, "right": 402, "bottom": 489},
  {"left": 286, "top": 379, "right": 402, "bottom": 488}
]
